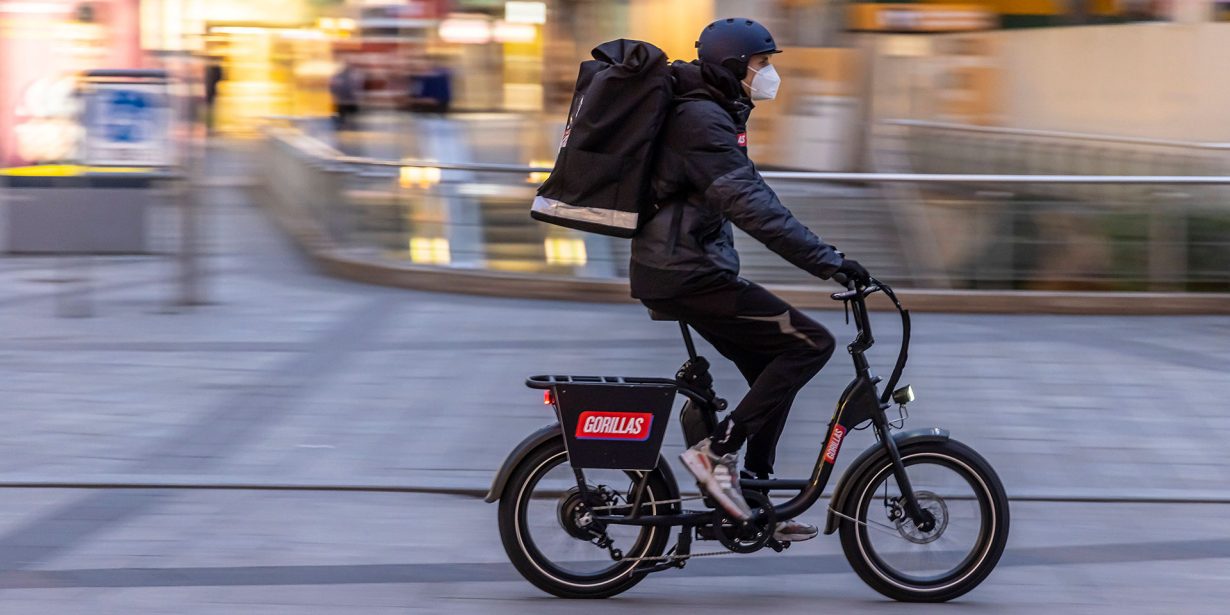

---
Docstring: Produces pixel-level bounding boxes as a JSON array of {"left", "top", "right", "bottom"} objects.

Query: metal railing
[
  {"left": 883, "top": 119, "right": 1230, "bottom": 201},
  {"left": 261, "top": 124, "right": 1230, "bottom": 293},
  {"left": 885, "top": 119, "right": 1230, "bottom": 151}
]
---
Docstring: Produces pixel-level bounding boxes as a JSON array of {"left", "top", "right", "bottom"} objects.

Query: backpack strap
[{"left": 666, "top": 202, "right": 685, "bottom": 256}]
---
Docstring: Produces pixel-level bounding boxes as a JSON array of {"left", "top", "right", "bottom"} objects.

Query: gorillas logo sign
[
  {"left": 823, "top": 424, "right": 847, "bottom": 463},
  {"left": 576, "top": 411, "right": 653, "bottom": 441}
]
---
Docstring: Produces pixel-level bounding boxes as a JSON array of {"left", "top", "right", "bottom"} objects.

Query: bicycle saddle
[{"left": 646, "top": 308, "right": 679, "bottom": 322}]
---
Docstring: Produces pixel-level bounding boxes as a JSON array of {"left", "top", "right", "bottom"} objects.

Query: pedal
[{"left": 767, "top": 538, "right": 790, "bottom": 552}]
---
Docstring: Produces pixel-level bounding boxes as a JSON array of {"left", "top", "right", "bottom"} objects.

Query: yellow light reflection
[
  {"left": 439, "top": 18, "right": 491, "bottom": 44},
  {"left": 493, "top": 21, "right": 537, "bottom": 44},
  {"left": 410, "top": 237, "right": 451, "bottom": 265},
  {"left": 527, "top": 159, "right": 553, "bottom": 184},
  {"left": 0, "top": 165, "right": 82, "bottom": 177},
  {"left": 0, "top": 165, "right": 154, "bottom": 177},
  {"left": 399, "top": 165, "right": 442, "bottom": 188},
  {"left": 544, "top": 237, "right": 587, "bottom": 266}
]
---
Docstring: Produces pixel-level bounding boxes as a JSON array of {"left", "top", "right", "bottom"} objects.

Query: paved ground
[
  {"left": 0, "top": 141, "right": 1227, "bottom": 612},
  {"left": 0, "top": 491, "right": 1227, "bottom": 614}
]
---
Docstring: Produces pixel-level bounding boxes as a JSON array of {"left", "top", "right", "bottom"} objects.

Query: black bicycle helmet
[{"left": 695, "top": 18, "right": 781, "bottom": 80}]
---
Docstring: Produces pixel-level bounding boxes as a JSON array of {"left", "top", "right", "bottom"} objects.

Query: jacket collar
[{"left": 671, "top": 60, "right": 753, "bottom": 125}]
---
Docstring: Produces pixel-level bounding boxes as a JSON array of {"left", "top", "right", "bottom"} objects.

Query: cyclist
[{"left": 630, "top": 18, "right": 871, "bottom": 540}]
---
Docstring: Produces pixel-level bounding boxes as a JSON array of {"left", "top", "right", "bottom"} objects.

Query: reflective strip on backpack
[{"left": 531, "top": 196, "right": 638, "bottom": 232}]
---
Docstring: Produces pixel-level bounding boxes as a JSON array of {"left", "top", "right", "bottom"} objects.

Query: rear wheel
[
  {"left": 838, "top": 439, "right": 1009, "bottom": 602},
  {"left": 497, "top": 438, "right": 675, "bottom": 599}
]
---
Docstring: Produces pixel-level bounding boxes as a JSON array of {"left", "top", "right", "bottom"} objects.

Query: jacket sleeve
[{"left": 674, "top": 104, "right": 845, "bottom": 279}]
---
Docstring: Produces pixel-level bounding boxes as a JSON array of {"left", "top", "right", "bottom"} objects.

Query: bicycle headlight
[{"left": 892, "top": 385, "right": 915, "bottom": 406}]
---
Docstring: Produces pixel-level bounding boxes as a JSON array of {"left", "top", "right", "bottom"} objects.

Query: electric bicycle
[{"left": 485, "top": 278, "right": 1009, "bottom": 601}]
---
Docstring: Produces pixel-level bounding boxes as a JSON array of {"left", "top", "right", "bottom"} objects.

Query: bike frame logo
[
  {"left": 824, "top": 424, "right": 847, "bottom": 463},
  {"left": 575, "top": 411, "right": 653, "bottom": 441}
]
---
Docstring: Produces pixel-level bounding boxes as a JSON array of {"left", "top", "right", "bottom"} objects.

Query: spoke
[
  {"left": 868, "top": 520, "right": 905, "bottom": 536},
  {"left": 523, "top": 462, "right": 661, "bottom": 577},
  {"left": 852, "top": 455, "right": 1001, "bottom": 586}
]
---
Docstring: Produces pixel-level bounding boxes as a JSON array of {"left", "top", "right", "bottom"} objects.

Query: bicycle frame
[
  {"left": 498, "top": 279, "right": 1006, "bottom": 599},
  {"left": 579, "top": 279, "right": 932, "bottom": 531}
]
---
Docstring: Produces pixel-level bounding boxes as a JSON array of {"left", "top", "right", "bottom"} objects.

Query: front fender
[
  {"left": 484, "top": 422, "right": 563, "bottom": 503},
  {"left": 823, "top": 427, "right": 949, "bottom": 534}
]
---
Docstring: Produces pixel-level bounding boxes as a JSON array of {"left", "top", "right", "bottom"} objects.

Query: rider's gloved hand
[{"left": 837, "top": 259, "right": 871, "bottom": 286}]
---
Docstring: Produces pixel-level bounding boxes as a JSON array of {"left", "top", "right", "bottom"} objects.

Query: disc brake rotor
[{"left": 892, "top": 490, "right": 948, "bottom": 544}]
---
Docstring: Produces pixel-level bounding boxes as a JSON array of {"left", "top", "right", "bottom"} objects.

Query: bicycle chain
[
  {"left": 619, "top": 549, "right": 737, "bottom": 563},
  {"left": 589, "top": 495, "right": 706, "bottom": 512}
]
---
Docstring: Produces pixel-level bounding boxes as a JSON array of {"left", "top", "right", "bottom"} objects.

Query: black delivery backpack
[{"left": 531, "top": 39, "right": 673, "bottom": 238}]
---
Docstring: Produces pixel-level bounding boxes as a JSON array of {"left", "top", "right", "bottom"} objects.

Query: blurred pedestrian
[
  {"left": 204, "top": 57, "right": 224, "bottom": 134},
  {"left": 330, "top": 62, "right": 363, "bottom": 130}
]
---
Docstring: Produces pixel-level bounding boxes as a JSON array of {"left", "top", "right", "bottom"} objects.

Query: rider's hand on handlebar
[{"left": 837, "top": 259, "right": 871, "bottom": 287}]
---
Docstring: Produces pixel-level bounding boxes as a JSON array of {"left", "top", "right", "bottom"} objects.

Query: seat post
[{"left": 679, "top": 322, "right": 698, "bottom": 360}]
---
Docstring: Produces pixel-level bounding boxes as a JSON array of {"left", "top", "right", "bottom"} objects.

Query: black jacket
[{"left": 629, "top": 61, "right": 844, "bottom": 299}]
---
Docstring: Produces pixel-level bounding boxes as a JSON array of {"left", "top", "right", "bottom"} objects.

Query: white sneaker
[
  {"left": 680, "top": 439, "right": 753, "bottom": 521},
  {"left": 773, "top": 519, "right": 818, "bottom": 542}
]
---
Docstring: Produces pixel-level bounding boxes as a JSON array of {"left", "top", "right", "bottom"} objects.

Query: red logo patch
[
  {"left": 737, "top": 132, "right": 747, "bottom": 147},
  {"left": 823, "top": 424, "right": 847, "bottom": 463},
  {"left": 576, "top": 411, "right": 653, "bottom": 441}
]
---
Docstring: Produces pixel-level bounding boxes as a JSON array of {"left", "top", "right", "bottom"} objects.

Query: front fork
[
  {"left": 853, "top": 336, "right": 933, "bottom": 532},
  {"left": 873, "top": 412, "right": 935, "bottom": 531}
]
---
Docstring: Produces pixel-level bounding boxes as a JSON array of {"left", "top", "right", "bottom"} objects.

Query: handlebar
[
  {"left": 829, "top": 275, "right": 911, "bottom": 407},
  {"left": 829, "top": 284, "right": 880, "bottom": 302}
]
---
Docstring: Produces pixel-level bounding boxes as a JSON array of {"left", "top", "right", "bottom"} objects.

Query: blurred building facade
[
  {"left": 4, "top": 0, "right": 1230, "bottom": 166},
  {"left": 0, "top": 0, "right": 141, "bottom": 165}
]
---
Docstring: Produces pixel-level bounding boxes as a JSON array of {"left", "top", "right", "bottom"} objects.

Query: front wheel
[
  {"left": 497, "top": 438, "right": 675, "bottom": 599},
  {"left": 839, "top": 439, "right": 1009, "bottom": 602}
]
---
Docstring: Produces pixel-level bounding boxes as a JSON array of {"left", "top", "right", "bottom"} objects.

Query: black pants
[{"left": 642, "top": 279, "right": 836, "bottom": 475}]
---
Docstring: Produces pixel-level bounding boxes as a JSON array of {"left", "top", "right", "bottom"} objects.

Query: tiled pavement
[{"left": 0, "top": 141, "right": 1226, "bottom": 612}]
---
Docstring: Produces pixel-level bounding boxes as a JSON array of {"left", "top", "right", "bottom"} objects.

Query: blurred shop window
[
  {"left": 407, "top": 59, "right": 453, "bottom": 113},
  {"left": 1120, "top": 1, "right": 1162, "bottom": 21},
  {"left": 13, "top": 76, "right": 82, "bottom": 164},
  {"left": 1214, "top": 1, "right": 1230, "bottom": 20}
]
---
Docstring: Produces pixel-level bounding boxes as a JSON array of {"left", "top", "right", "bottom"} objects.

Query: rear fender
[
  {"left": 822, "top": 427, "right": 950, "bottom": 534},
  {"left": 484, "top": 423, "right": 563, "bottom": 503},
  {"left": 483, "top": 422, "right": 682, "bottom": 504}
]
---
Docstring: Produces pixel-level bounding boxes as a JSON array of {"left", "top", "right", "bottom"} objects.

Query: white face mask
[{"left": 745, "top": 64, "right": 781, "bottom": 101}]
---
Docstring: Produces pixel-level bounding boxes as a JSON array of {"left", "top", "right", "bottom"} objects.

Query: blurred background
[
  {"left": 2, "top": 4, "right": 1230, "bottom": 613},
  {"left": 2, "top": 0, "right": 1229, "bottom": 295}
]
